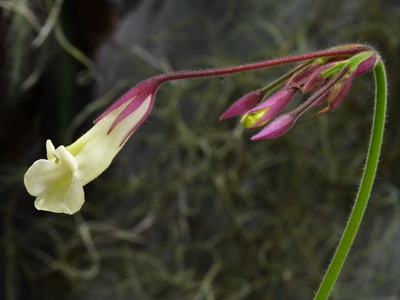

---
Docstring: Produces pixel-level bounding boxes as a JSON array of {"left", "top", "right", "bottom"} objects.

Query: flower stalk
[
  {"left": 314, "top": 56, "right": 387, "bottom": 300},
  {"left": 24, "top": 44, "right": 378, "bottom": 214},
  {"left": 24, "top": 43, "right": 387, "bottom": 299}
]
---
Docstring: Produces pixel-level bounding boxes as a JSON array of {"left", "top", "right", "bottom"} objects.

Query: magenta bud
[
  {"left": 286, "top": 61, "right": 323, "bottom": 87},
  {"left": 355, "top": 52, "right": 377, "bottom": 76},
  {"left": 309, "top": 89, "right": 330, "bottom": 109},
  {"left": 243, "top": 87, "right": 297, "bottom": 128},
  {"left": 93, "top": 79, "right": 161, "bottom": 144},
  {"left": 219, "top": 91, "right": 264, "bottom": 120},
  {"left": 251, "top": 114, "right": 296, "bottom": 140},
  {"left": 301, "top": 63, "right": 335, "bottom": 93},
  {"left": 329, "top": 71, "right": 355, "bottom": 109},
  {"left": 312, "top": 71, "right": 356, "bottom": 118}
]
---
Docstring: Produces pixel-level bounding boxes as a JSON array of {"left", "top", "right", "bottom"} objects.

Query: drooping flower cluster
[
  {"left": 220, "top": 50, "right": 377, "bottom": 140},
  {"left": 24, "top": 44, "right": 377, "bottom": 214}
]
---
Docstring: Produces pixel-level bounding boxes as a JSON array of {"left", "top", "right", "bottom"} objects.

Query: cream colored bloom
[{"left": 24, "top": 80, "right": 158, "bottom": 214}]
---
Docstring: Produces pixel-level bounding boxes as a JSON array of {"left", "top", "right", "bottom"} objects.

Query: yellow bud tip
[{"left": 240, "top": 108, "right": 270, "bottom": 128}]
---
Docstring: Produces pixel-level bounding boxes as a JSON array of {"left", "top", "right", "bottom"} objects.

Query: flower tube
[{"left": 24, "top": 79, "right": 160, "bottom": 214}]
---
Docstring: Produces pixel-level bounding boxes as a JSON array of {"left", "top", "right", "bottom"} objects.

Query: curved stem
[
  {"left": 314, "top": 57, "right": 387, "bottom": 299},
  {"left": 155, "top": 45, "right": 371, "bottom": 82}
]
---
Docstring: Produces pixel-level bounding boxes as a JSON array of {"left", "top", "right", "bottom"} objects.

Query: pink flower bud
[
  {"left": 251, "top": 114, "right": 296, "bottom": 140},
  {"left": 219, "top": 90, "right": 264, "bottom": 120},
  {"left": 313, "top": 71, "right": 355, "bottom": 118},
  {"left": 328, "top": 71, "right": 355, "bottom": 109},
  {"left": 301, "top": 63, "right": 336, "bottom": 93},
  {"left": 94, "top": 79, "right": 161, "bottom": 145},
  {"left": 355, "top": 52, "right": 377, "bottom": 76},
  {"left": 309, "top": 89, "right": 330, "bottom": 109},
  {"left": 242, "top": 87, "right": 297, "bottom": 128},
  {"left": 286, "top": 60, "right": 323, "bottom": 87}
]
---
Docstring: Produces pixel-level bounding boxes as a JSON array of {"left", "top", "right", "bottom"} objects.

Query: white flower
[{"left": 24, "top": 80, "right": 160, "bottom": 214}]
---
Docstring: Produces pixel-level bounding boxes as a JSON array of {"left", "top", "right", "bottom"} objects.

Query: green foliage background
[{"left": 0, "top": 0, "right": 399, "bottom": 299}]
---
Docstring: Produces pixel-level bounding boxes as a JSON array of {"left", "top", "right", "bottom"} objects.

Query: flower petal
[
  {"left": 46, "top": 140, "right": 56, "bottom": 161},
  {"left": 54, "top": 145, "right": 78, "bottom": 172},
  {"left": 24, "top": 159, "right": 71, "bottom": 196},
  {"left": 34, "top": 175, "right": 84, "bottom": 215}
]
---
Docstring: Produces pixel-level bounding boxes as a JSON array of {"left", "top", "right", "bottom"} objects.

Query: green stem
[{"left": 314, "top": 57, "right": 387, "bottom": 299}]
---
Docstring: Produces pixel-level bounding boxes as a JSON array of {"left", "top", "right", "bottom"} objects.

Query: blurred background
[{"left": 0, "top": 0, "right": 399, "bottom": 299}]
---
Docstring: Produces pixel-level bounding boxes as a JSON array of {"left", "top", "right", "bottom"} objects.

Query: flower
[
  {"left": 24, "top": 79, "right": 160, "bottom": 214},
  {"left": 285, "top": 58, "right": 325, "bottom": 88},
  {"left": 313, "top": 71, "right": 355, "bottom": 117},
  {"left": 355, "top": 52, "right": 377, "bottom": 76},
  {"left": 219, "top": 50, "right": 378, "bottom": 141},
  {"left": 300, "top": 63, "right": 336, "bottom": 92},
  {"left": 251, "top": 113, "right": 296, "bottom": 140},
  {"left": 219, "top": 90, "right": 264, "bottom": 120},
  {"left": 240, "top": 87, "right": 297, "bottom": 128}
]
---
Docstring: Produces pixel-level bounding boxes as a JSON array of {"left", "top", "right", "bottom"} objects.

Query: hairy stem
[
  {"left": 155, "top": 45, "right": 371, "bottom": 83},
  {"left": 314, "top": 57, "right": 387, "bottom": 299}
]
